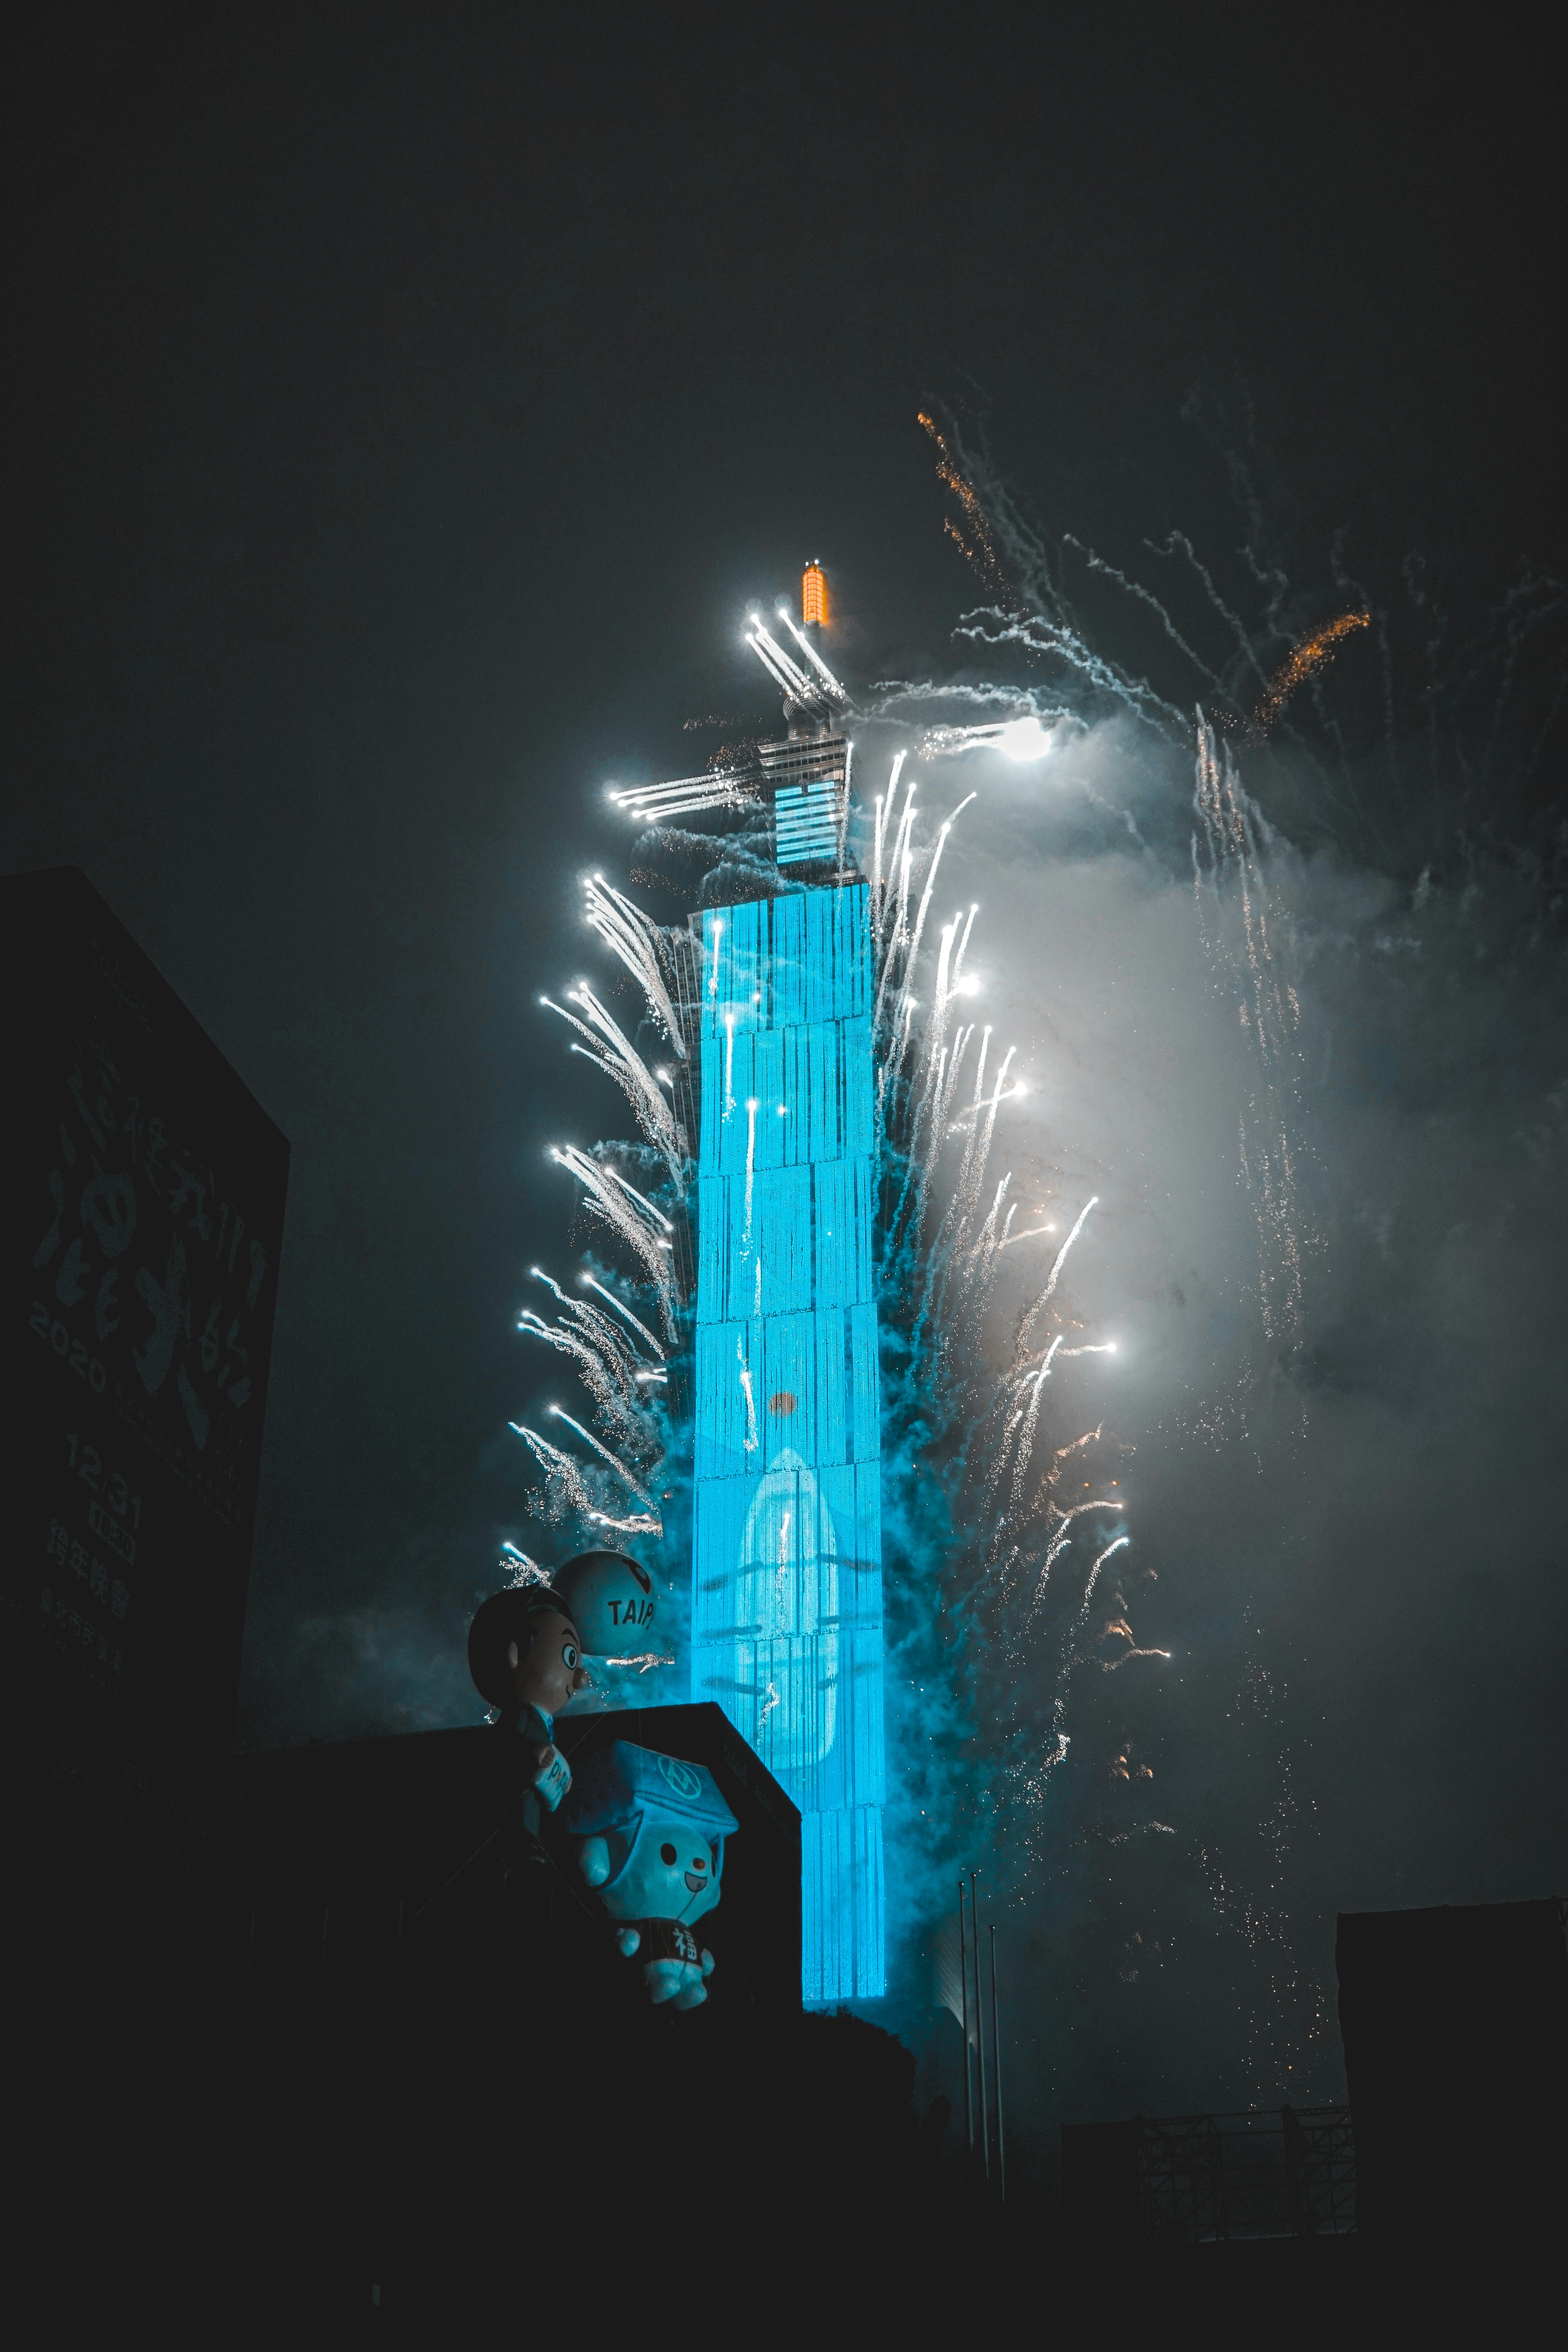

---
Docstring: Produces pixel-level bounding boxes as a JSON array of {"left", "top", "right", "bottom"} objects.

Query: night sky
[{"left": 6, "top": 8, "right": 1565, "bottom": 2139}]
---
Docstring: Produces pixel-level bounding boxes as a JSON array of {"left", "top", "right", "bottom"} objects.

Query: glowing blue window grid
[
  {"left": 773, "top": 778, "right": 843, "bottom": 866},
  {"left": 691, "top": 883, "right": 884, "bottom": 2000}
]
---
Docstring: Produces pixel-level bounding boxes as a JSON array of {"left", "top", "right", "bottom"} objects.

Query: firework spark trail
[
  {"left": 945, "top": 1084, "right": 1026, "bottom": 1135},
  {"left": 562, "top": 1292, "right": 643, "bottom": 1376},
  {"left": 1252, "top": 610, "right": 1370, "bottom": 735},
  {"left": 920, "top": 407, "right": 1210, "bottom": 740},
  {"left": 864, "top": 785, "right": 1042, "bottom": 1460},
  {"left": 737, "top": 1337, "right": 759, "bottom": 1454},
  {"left": 935, "top": 1024, "right": 973, "bottom": 1142},
  {"left": 885, "top": 992, "right": 918, "bottom": 1130},
  {"left": 1149, "top": 529, "right": 1278, "bottom": 695},
  {"left": 514, "top": 1309, "right": 638, "bottom": 1438},
  {"left": 866, "top": 784, "right": 1135, "bottom": 1762},
  {"left": 872, "top": 777, "right": 921, "bottom": 1053},
  {"left": 981, "top": 1332, "right": 1065, "bottom": 1522},
  {"left": 509, "top": 1421, "right": 595, "bottom": 1520},
  {"left": 918, "top": 410, "right": 1015, "bottom": 603},
  {"left": 1077, "top": 1533, "right": 1131, "bottom": 1627},
  {"left": 932, "top": 933, "right": 978, "bottom": 1126},
  {"left": 1013, "top": 1524, "right": 1147, "bottom": 1759},
  {"left": 884, "top": 899, "right": 956, "bottom": 1254},
  {"left": 742, "top": 1097, "right": 759, "bottom": 1250},
  {"left": 1027, "top": 1496, "right": 1128, "bottom": 1616},
  {"left": 541, "top": 984, "right": 687, "bottom": 1183},
  {"left": 527, "top": 1267, "right": 645, "bottom": 1389},
  {"left": 548, "top": 1405, "right": 659, "bottom": 1513},
  {"left": 934, "top": 902, "right": 979, "bottom": 1052},
  {"left": 597, "top": 1161, "right": 673, "bottom": 1233},
  {"left": 942, "top": 1173, "right": 1021, "bottom": 1373},
  {"left": 964, "top": 1172, "right": 1013, "bottom": 1302},
  {"left": 911, "top": 1033, "right": 1006, "bottom": 1341},
  {"left": 564, "top": 1302, "right": 650, "bottom": 1403},
  {"left": 988, "top": 1341, "right": 1069, "bottom": 1557},
  {"left": 1019, "top": 1195, "right": 1100, "bottom": 1348},
  {"left": 902, "top": 941, "right": 973, "bottom": 1251},
  {"left": 869, "top": 814, "right": 921, "bottom": 1063},
  {"left": 551, "top": 1144, "right": 679, "bottom": 1336},
  {"left": 520, "top": 1290, "right": 642, "bottom": 1412},
  {"left": 500, "top": 1539, "right": 548, "bottom": 1585},
  {"left": 892, "top": 795, "right": 974, "bottom": 1072},
  {"left": 1191, "top": 719, "right": 1307, "bottom": 1362},
  {"left": 954, "top": 609, "right": 1189, "bottom": 741},
  {"left": 949, "top": 1026, "right": 990, "bottom": 1199},
  {"left": 864, "top": 677, "right": 1074, "bottom": 736},
  {"left": 1065, "top": 534, "right": 1234, "bottom": 704},
  {"left": 993, "top": 1419, "right": 1111, "bottom": 1606},
  {"left": 871, "top": 752, "right": 907, "bottom": 920},
  {"left": 581, "top": 1271, "right": 665, "bottom": 1359},
  {"left": 920, "top": 714, "right": 1067, "bottom": 759},
  {"left": 935, "top": 1050, "right": 1017, "bottom": 1336},
  {"left": 583, "top": 875, "right": 689, "bottom": 1058},
  {"left": 893, "top": 791, "right": 918, "bottom": 941},
  {"left": 895, "top": 890, "right": 978, "bottom": 1252}
]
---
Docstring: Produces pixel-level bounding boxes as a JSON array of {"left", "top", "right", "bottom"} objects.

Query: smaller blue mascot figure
[{"left": 557, "top": 1741, "right": 738, "bottom": 2010}]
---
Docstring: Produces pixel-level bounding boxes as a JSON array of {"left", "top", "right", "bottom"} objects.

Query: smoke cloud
[{"left": 872, "top": 696, "right": 1568, "bottom": 2151}]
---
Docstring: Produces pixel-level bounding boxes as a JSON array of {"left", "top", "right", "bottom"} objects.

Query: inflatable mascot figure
[
  {"left": 557, "top": 1740, "right": 738, "bottom": 2009},
  {"left": 467, "top": 1582, "right": 590, "bottom": 1841}
]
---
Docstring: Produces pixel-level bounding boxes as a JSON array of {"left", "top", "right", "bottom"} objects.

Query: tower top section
[
  {"left": 606, "top": 577, "right": 857, "bottom": 878},
  {"left": 744, "top": 600, "right": 846, "bottom": 733}
]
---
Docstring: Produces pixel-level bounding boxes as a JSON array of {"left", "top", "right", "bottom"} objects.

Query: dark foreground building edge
[{"left": 6, "top": 873, "right": 1565, "bottom": 2330}]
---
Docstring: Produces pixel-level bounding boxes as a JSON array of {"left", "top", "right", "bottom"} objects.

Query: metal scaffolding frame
[{"left": 1134, "top": 2107, "right": 1356, "bottom": 2241}]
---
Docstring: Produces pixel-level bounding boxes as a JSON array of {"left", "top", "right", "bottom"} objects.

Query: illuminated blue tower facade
[{"left": 689, "top": 734, "right": 885, "bottom": 2001}]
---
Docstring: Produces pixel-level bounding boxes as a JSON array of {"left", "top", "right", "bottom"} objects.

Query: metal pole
[
  {"left": 958, "top": 1879, "right": 973, "bottom": 2157},
  {"left": 990, "top": 1922, "right": 1006, "bottom": 2202},
  {"left": 971, "top": 1869, "right": 989, "bottom": 2182}
]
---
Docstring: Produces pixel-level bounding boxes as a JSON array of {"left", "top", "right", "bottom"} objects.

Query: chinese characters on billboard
[{"left": 2, "top": 869, "right": 289, "bottom": 1860}]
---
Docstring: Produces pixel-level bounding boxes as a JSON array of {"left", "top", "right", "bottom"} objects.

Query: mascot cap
[
  {"left": 557, "top": 1740, "right": 738, "bottom": 1885},
  {"left": 551, "top": 1550, "right": 656, "bottom": 1654}
]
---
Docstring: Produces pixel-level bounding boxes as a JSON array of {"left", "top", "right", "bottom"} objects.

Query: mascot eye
[
  {"left": 691, "top": 1857, "right": 707, "bottom": 1871},
  {"left": 563, "top": 1642, "right": 580, "bottom": 1669},
  {"left": 660, "top": 1842, "right": 677, "bottom": 1865}
]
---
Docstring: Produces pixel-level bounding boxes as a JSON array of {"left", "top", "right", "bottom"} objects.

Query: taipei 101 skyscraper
[{"left": 622, "top": 568, "right": 885, "bottom": 2000}]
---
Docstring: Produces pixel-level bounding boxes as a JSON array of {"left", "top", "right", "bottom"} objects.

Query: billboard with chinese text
[{"left": 1, "top": 867, "right": 289, "bottom": 1864}]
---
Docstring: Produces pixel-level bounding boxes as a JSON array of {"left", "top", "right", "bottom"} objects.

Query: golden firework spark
[
  {"left": 918, "top": 411, "right": 1014, "bottom": 602},
  {"left": 1252, "top": 609, "right": 1370, "bottom": 733}
]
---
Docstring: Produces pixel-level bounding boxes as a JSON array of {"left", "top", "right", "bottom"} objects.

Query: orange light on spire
[{"left": 802, "top": 561, "right": 829, "bottom": 627}]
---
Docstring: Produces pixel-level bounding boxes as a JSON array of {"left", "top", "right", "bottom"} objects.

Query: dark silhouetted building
[
  {"left": 2, "top": 866, "right": 290, "bottom": 1890},
  {"left": 1337, "top": 1898, "right": 1568, "bottom": 2246}
]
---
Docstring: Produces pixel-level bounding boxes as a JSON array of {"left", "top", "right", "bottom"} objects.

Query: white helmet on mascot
[{"left": 552, "top": 1550, "right": 657, "bottom": 1655}]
